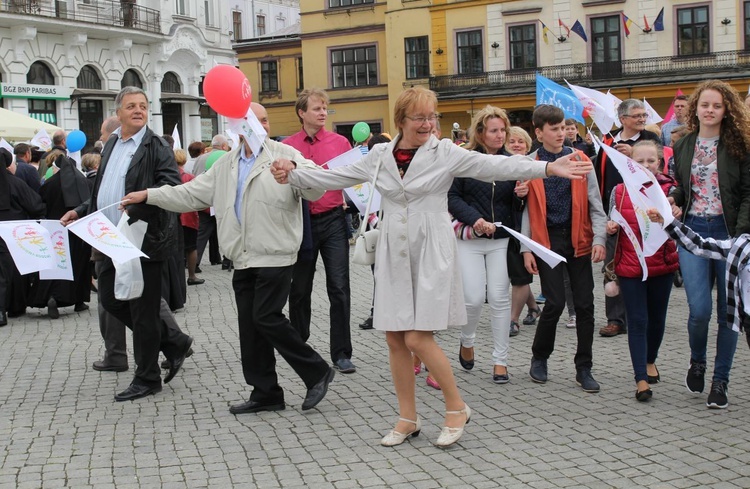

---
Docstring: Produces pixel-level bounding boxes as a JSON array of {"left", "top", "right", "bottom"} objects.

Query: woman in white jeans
[{"left": 448, "top": 106, "right": 519, "bottom": 384}]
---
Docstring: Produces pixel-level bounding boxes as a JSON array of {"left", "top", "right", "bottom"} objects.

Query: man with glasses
[
  {"left": 284, "top": 88, "right": 358, "bottom": 375},
  {"left": 594, "top": 99, "right": 660, "bottom": 338}
]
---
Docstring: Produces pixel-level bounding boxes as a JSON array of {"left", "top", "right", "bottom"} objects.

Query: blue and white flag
[{"left": 536, "top": 74, "right": 585, "bottom": 124}]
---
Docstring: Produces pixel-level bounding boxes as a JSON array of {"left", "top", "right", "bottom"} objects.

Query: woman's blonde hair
[
  {"left": 465, "top": 105, "right": 510, "bottom": 152},
  {"left": 393, "top": 87, "right": 438, "bottom": 134},
  {"left": 505, "top": 126, "right": 532, "bottom": 154},
  {"left": 81, "top": 153, "right": 101, "bottom": 172},
  {"left": 174, "top": 149, "right": 187, "bottom": 166}
]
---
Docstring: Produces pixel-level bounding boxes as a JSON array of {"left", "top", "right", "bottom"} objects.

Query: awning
[
  {"left": 71, "top": 88, "right": 118, "bottom": 100},
  {"left": 160, "top": 93, "right": 206, "bottom": 104},
  {"left": 29, "top": 112, "right": 57, "bottom": 124}
]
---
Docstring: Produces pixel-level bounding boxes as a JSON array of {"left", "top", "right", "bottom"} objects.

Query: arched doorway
[
  {"left": 161, "top": 72, "right": 182, "bottom": 139},
  {"left": 77, "top": 65, "right": 103, "bottom": 153},
  {"left": 27, "top": 61, "right": 57, "bottom": 124}
]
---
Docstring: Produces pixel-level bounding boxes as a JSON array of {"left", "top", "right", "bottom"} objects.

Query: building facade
[
  {"left": 236, "top": 0, "right": 750, "bottom": 140},
  {"left": 0, "top": 0, "right": 299, "bottom": 150}
]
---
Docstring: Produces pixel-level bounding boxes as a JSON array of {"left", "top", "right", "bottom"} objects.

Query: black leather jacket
[{"left": 74, "top": 127, "right": 180, "bottom": 261}]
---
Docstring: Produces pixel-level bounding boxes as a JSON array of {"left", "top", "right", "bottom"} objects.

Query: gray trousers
[{"left": 95, "top": 260, "right": 185, "bottom": 367}]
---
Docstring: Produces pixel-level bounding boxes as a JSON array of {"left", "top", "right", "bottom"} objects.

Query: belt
[{"left": 310, "top": 206, "right": 343, "bottom": 219}]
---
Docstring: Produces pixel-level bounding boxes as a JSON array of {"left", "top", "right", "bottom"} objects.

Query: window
[
  {"left": 456, "top": 30, "right": 483, "bottom": 74},
  {"left": 677, "top": 5, "right": 709, "bottom": 55},
  {"left": 591, "top": 16, "right": 621, "bottom": 79},
  {"left": 405, "top": 36, "right": 429, "bottom": 79},
  {"left": 331, "top": 46, "right": 378, "bottom": 88},
  {"left": 233, "top": 11, "right": 242, "bottom": 41},
  {"left": 161, "top": 72, "right": 181, "bottom": 93},
  {"left": 121, "top": 69, "right": 143, "bottom": 89},
  {"left": 329, "top": 0, "right": 373, "bottom": 7},
  {"left": 297, "top": 57, "right": 304, "bottom": 91},
  {"left": 204, "top": 0, "right": 212, "bottom": 26},
  {"left": 260, "top": 61, "right": 278, "bottom": 93},
  {"left": 257, "top": 15, "right": 265, "bottom": 36},
  {"left": 77, "top": 65, "right": 102, "bottom": 89},
  {"left": 745, "top": 2, "right": 750, "bottom": 50},
  {"left": 175, "top": 0, "right": 186, "bottom": 16},
  {"left": 26, "top": 62, "right": 56, "bottom": 124},
  {"left": 508, "top": 24, "right": 536, "bottom": 70}
]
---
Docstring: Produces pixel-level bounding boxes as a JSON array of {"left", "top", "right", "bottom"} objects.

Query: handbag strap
[{"left": 357, "top": 155, "right": 384, "bottom": 238}]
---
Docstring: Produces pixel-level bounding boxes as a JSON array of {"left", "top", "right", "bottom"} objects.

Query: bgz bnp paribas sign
[{"left": 0, "top": 83, "right": 72, "bottom": 100}]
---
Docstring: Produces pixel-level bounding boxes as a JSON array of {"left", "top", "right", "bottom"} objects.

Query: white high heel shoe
[
  {"left": 380, "top": 417, "right": 421, "bottom": 447},
  {"left": 435, "top": 404, "right": 471, "bottom": 447}
]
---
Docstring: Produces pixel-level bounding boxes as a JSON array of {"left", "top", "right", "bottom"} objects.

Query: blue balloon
[{"left": 66, "top": 130, "right": 87, "bottom": 153}]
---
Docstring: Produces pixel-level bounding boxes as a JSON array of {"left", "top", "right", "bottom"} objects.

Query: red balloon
[{"left": 203, "top": 65, "right": 252, "bottom": 118}]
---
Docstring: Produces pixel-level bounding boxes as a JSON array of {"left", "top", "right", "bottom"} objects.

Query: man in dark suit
[
  {"left": 61, "top": 86, "right": 193, "bottom": 402},
  {"left": 12, "top": 143, "right": 41, "bottom": 192}
]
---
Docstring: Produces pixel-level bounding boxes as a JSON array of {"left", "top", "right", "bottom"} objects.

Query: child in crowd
[
  {"left": 522, "top": 105, "right": 607, "bottom": 393},
  {"left": 606, "top": 141, "right": 679, "bottom": 402}
]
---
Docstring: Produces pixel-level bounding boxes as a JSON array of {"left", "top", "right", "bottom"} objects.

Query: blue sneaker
[{"left": 535, "top": 293, "right": 546, "bottom": 305}]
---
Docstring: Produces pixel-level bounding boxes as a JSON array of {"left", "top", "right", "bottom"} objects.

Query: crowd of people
[{"left": 1, "top": 79, "right": 749, "bottom": 448}]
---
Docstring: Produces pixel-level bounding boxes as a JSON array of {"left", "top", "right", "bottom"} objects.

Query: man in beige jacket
[{"left": 122, "top": 103, "right": 335, "bottom": 414}]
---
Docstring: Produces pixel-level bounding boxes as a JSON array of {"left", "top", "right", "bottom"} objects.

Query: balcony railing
[
  {"left": 430, "top": 50, "right": 750, "bottom": 95},
  {"left": 0, "top": 0, "right": 162, "bottom": 34}
]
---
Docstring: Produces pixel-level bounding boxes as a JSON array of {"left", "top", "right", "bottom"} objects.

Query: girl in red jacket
[{"left": 606, "top": 140, "right": 679, "bottom": 402}]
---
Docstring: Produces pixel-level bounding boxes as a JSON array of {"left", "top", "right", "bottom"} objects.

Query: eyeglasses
[
  {"left": 623, "top": 113, "right": 648, "bottom": 120},
  {"left": 405, "top": 114, "right": 439, "bottom": 124}
]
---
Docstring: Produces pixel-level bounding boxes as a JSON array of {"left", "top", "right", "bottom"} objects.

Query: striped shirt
[{"left": 97, "top": 125, "right": 147, "bottom": 224}]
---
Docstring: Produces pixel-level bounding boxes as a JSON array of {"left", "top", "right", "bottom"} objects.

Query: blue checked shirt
[
  {"left": 97, "top": 125, "right": 147, "bottom": 224},
  {"left": 235, "top": 145, "right": 258, "bottom": 222}
]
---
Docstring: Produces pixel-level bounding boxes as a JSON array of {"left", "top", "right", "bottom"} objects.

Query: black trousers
[
  {"left": 196, "top": 213, "right": 221, "bottom": 267},
  {"left": 289, "top": 208, "right": 352, "bottom": 363},
  {"left": 233, "top": 266, "right": 329, "bottom": 403},
  {"left": 98, "top": 258, "right": 191, "bottom": 388},
  {"left": 531, "top": 229, "right": 596, "bottom": 369},
  {"left": 95, "top": 260, "right": 187, "bottom": 368}
]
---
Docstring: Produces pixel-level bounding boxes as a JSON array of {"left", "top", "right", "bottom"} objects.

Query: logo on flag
[
  {"left": 12, "top": 223, "right": 51, "bottom": 258},
  {"left": 536, "top": 74, "right": 585, "bottom": 124}
]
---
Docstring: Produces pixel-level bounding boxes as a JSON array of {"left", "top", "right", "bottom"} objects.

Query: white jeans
[{"left": 457, "top": 238, "right": 511, "bottom": 366}]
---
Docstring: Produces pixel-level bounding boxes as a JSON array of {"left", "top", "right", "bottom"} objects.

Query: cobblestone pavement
[{"left": 2, "top": 258, "right": 750, "bottom": 488}]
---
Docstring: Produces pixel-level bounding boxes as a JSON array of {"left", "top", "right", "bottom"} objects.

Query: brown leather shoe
[{"left": 599, "top": 323, "right": 626, "bottom": 337}]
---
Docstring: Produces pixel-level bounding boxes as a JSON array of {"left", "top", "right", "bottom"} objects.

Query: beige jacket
[{"left": 148, "top": 139, "right": 322, "bottom": 269}]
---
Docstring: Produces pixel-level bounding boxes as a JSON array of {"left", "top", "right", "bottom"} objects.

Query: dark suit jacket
[{"left": 74, "top": 127, "right": 181, "bottom": 261}]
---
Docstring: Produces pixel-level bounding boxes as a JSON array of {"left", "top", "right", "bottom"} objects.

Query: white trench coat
[{"left": 287, "top": 135, "right": 548, "bottom": 332}]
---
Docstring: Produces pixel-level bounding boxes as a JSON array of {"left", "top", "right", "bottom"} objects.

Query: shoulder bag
[{"left": 352, "top": 156, "right": 384, "bottom": 266}]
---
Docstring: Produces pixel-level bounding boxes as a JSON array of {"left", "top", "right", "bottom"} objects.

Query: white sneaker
[{"left": 566, "top": 315, "right": 576, "bottom": 329}]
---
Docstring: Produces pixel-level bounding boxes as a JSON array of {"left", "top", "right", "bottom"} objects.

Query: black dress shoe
[
  {"left": 92, "top": 360, "right": 128, "bottom": 372},
  {"left": 187, "top": 278, "right": 205, "bottom": 286},
  {"left": 302, "top": 368, "right": 335, "bottom": 411},
  {"left": 47, "top": 297, "right": 59, "bottom": 319},
  {"left": 74, "top": 302, "right": 89, "bottom": 312},
  {"left": 195, "top": 266, "right": 203, "bottom": 273},
  {"left": 0, "top": 310, "right": 7, "bottom": 327},
  {"left": 115, "top": 383, "right": 162, "bottom": 401},
  {"left": 229, "top": 399, "right": 286, "bottom": 414},
  {"left": 165, "top": 337, "right": 193, "bottom": 383},
  {"left": 161, "top": 347, "right": 193, "bottom": 369}
]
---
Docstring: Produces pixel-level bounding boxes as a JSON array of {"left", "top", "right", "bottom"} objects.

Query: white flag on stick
[
  {"left": 227, "top": 107, "right": 268, "bottom": 157},
  {"left": 592, "top": 132, "right": 670, "bottom": 256},
  {"left": 0, "top": 138, "right": 13, "bottom": 154},
  {"left": 172, "top": 124, "right": 181, "bottom": 150},
  {"left": 30, "top": 128, "right": 52, "bottom": 151},
  {"left": 38, "top": 220, "right": 74, "bottom": 280},
  {"left": 643, "top": 98, "right": 663, "bottom": 124},
  {"left": 606, "top": 90, "right": 623, "bottom": 128},
  {"left": 565, "top": 81, "right": 616, "bottom": 134},
  {"left": 610, "top": 208, "right": 648, "bottom": 281},
  {"left": 324, "top": 147, "right": 380, "bottom": 215},
  {"left": 494, "top": 222, "right": 567, "bottom": 269},
  {"left": 67, "top": 210, "right": 147, "bottom": 264},
  {"left": 0, "top": 221, "right": 56, "bottom": 274}
]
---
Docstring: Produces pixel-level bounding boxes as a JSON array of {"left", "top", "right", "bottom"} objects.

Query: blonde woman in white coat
[{"left": 271, "top": 87, "right": 593, "bottom": 448}]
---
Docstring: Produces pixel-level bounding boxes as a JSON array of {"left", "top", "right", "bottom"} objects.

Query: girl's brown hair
[{"left": 686, "top": 80, "right": 750, "bottom": 159}]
